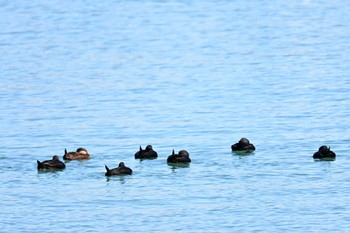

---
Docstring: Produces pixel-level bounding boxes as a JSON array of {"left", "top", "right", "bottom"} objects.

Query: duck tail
[
  {"left": 63, "top": 149, "right": 69, "bottom": 159},
  {"left": 105, "top": 165, "right": 111, "bottom": 176},
  {"left": 172, "top": 149, "right": 175, "bottom": 155},
  {"left": 139, "top": 145, "right": 142, "bottom": 152},
  {"left": 37, "top": 160, "right": 43, "bottom": 169}
]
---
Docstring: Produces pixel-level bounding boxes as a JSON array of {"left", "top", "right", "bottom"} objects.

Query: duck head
[
  {"left": 77, "top": 148, "right": 88, "bottom": 155},
  {"left": 145, "top": 145, "right": 153, "bottom": 152},
  {"left": 319, "top": 145, "right": 330, "bottom": 154},
  {"left": 239, "top": 138, "right": 250, "bottom": 147},
  {"left": 179, "top": 150, "right": 189, "bottom": 157}
]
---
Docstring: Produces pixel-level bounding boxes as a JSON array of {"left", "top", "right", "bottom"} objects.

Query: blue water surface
[{"left": 1, "top": 0, "right": 350, "bottom": 232}]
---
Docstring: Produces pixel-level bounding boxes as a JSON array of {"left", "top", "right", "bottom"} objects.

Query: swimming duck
[
  {"left": 231, "top": 138, "right": 255, "bottom": 153},
  {"left": 37, "top": 155, "right": 66, "bottom": 170},
  {"left": 105, "top": 162, "right": 133, "bottom": 176},
  {"left": 63, "top": 148, "right": 90, "bottom": 160},
  {"left": 313, "top": 146, "right": 336, "bottom": 159},
  {"left": 167, "top": 149, "right": 191, "bottom": 163},
  {"left": 134, "top": 145, "right": 158, "bottom": 159}
]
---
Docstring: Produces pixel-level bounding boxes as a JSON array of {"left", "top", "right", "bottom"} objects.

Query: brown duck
[
  {"left": 105, "top": 162, "right": 133, "bottom": 176},
  {"left": 134, "top": 145, "right": 158, "bottom": 159},
  {"left": 63, "top": 148, "right": 90, "bottom": 160},
  {"left": 167, "top": 149, "right": 191, "bottom": 163},
  {"left": 231, "top": 138, "right": 255, "bottom": 153},
  {"left": 37, "top": 155, "right": 66, "bottom": 170}
]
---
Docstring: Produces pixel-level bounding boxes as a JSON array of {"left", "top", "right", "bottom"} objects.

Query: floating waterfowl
[
  {"left": 105, "top": 162, "right": 133, "bottom": 176},
  {"left": 63, "top": 148, "right": 90, "bottom": 160},
  {"left": 231, "top": 138, "right": 255, "bottom": 153},
  {"left": 134, "top": 145, "right": 158, "bottom": 159},
  {"left": 313, "top": 146, "right": 336, "bottom": 160},
  {"left": 37, "top": 155, "right": 66, "bottom": 170},
  {"left": 167, "top": 149, "right": 191, "bottom": 163}
]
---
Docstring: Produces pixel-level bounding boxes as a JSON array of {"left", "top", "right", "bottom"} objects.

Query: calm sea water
[{"left": 1, "top": 0, "right": 350, "bottom": 232}]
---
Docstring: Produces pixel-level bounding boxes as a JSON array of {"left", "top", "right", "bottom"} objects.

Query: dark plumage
[
  {"left": 167, "top": 149, "right": 191, "bottom": 163},
  {"left": 313, "top": 146, "right": 336, "bottom": 160},
  {"left": 37, "top": 155, "right": 66, "bottom": 170},
  {"left": 63, "top": 148, "right": 90, "bottom": 160},
  {"left": 134, "top": 145, "right": 158, "bottom": 159},
  {"left": 105, "top": 162, "right": 133, "bottom": 176},
  {"left": 231, "top": 138, "right": 255, "bottom": 153}
]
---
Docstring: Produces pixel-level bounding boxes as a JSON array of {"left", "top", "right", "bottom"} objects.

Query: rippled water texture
[{"left": 1, "top": 1, "right": 350, "bottom": 232}]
